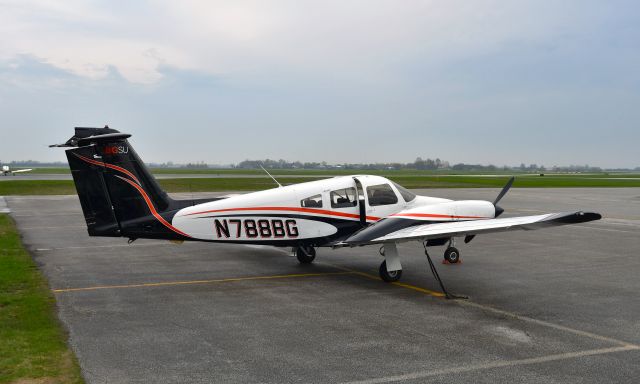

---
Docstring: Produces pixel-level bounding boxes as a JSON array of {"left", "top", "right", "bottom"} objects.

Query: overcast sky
[{"left": 1, "top": 0, "right": 638, "bottom": 168}]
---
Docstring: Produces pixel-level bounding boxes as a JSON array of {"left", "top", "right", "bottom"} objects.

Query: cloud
[
  {"left": 0, "top": 0, "right": 612, "bottom": 84},
  {"left": 0, "top": 1, "right": 638, "bottom": 167}
]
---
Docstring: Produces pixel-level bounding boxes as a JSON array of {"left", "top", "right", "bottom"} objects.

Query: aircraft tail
[{"left": 52, "top": 127, "right": 192, "bottom": 240}]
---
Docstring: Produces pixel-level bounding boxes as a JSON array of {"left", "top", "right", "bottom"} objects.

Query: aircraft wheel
[
  {"left": 296, "top": 246, "right": 316, "bottom": 264},
  {"left": 379, "top": 261, "right": 402, "bottom": 282},
  {"left": 444, "top": 247, "right": 460, "bottom": 264}
]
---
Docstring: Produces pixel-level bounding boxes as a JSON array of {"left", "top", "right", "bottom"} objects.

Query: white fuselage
[{"left": 171, "top": 175, "right": 496, "bottom": 245}]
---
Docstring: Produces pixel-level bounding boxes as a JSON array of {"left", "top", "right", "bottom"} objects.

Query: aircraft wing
[
  {"left": 12, "top": 168, "right": 33, "bottom": 174},
  {"left": 345, "top": 211, "right": 601, "bottom": 245}
]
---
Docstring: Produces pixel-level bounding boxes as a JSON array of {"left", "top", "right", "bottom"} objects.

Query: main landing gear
[
  {"left": 376, "top": 241, "right": 466, "bottom": 299},
  {"left": 379, "top": 260, "right": 402, "bottom": 282},
  {"left": 443, "top": 239, "right": 461, "bottom": 264},
  {"left": 295, "top": 246, "right": 316, "bottom": 264}
]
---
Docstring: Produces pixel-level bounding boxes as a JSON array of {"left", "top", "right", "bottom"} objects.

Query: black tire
[
  {"left": 444, "top": 247, "right": 460, "bottom": 264},
  {"left": 296, "top": 246, "right": 316, "bottom": 264},
  {"left": 379, "top": 261, "right": 402, "bottom": 282}
]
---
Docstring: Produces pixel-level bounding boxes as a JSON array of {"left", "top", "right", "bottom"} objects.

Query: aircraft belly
[{"left": 172, "top": 216, "right": 339, "bottom": 241}]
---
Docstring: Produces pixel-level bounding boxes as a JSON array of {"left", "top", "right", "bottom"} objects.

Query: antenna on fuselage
[{"left": 260, "top": 164, "right": 282, "bottom": 188}]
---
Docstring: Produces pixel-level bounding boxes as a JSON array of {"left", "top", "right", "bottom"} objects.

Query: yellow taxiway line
[
  {"left": 345, "top": 270, "right": 447, "bottom": 298},
  {"left": 52, "top": 271, "right": 353, "bottom": 293},
  {"left": 52, "top": 267, "right": 449, "bottom": 298}
]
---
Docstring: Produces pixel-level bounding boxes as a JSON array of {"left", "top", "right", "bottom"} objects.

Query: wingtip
[{"left": 575, "top": 211, "right": 602, "bottom": 222}]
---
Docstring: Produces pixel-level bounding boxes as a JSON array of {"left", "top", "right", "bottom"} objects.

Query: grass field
[
  {"left": 1, "top": 174, "right": 639, "bottom": 195},
  {"left": 0, "top": 214, "right": 84, "bottom": 383}
]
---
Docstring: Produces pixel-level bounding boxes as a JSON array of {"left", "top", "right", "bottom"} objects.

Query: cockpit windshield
[{"left": 392, "top": 182, "right": 416, "bottom": 202}]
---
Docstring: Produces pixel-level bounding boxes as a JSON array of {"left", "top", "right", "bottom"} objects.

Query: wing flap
[{"left": 355, "top": 211, "right": 601, "bottom": 245}]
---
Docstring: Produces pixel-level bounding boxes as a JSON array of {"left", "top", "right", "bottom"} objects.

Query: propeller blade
[{"left": 493, "top": 176, "right": 515, "bottom": 206}]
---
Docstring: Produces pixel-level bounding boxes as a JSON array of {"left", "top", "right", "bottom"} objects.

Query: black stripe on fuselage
[
  {"left": 193, "top": 213, "right": 365, "bottom": 247},
  {"left": 345, "top": 217, "right": 444, "bottom": 244}
]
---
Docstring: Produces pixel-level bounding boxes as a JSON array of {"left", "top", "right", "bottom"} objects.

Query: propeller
[
  {"left": 462, "top": 176, "right": 514, "bottom": 244},
  {"left": 493, "top": 176, "right": 514, "bottom": 217},
  {"left": 464, "top": 177, "right": 514, "bottom": 244}
]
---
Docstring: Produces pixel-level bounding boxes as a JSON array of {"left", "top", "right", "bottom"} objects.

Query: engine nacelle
[
  {"left": 344, "top": 200, "right": 495, "bottom": 244},
  {"left": 392, "top": 200, "right": 496, "bottom": 221}
]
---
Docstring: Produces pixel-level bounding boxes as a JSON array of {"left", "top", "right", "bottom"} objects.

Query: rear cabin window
[
  {"left": 330, "top": 187, "right": 357, "bottom": 208},
  {"left": 392, "top": 181, "right": 416, "bottom": 202},
  {"left": 366, "top": 184, "right": 399, "bottom": 206},
  {"left": 301, "top": 194, "right": 323, "bottom": 208}
]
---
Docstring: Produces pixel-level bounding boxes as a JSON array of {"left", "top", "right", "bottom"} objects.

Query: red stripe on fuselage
[
  {"left": 183, "top": 207, "right": 380, "bottom": 222},
  {"left": 390, "top": 213, "right": 489, "bottom": 219},
  {"left": 115, "top": 175, "right": 191, "bottom": 238}
]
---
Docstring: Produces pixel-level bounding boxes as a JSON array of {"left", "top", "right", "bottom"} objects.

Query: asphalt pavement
[{"left": 5, "top": 188, "right": 640, "bottom": 383}]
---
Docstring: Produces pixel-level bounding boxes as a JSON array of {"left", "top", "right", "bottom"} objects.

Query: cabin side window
[
  {"left": 366, "top": 184, "right": 399, "bottom": 206},
  {"left": 330, "top": 187, "right": 357, "bottom": 208},
  {"left": 301, "top": 194, "right": 323, "bottom": 208}
]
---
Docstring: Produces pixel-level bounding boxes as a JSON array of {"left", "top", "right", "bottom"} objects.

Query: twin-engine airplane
[
  {"left": 52, "top": 127, "right": 601, "bottom": 295},
  {"left": 2, "top": 165, "right": 33, "bottom": 176}
]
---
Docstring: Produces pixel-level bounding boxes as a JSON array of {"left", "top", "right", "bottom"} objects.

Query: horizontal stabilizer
[{"left": 49, "top": 126, "right": 125, "bottom": 147}]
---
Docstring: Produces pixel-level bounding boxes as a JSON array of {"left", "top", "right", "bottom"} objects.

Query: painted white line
[
  {"left": 459, "top": 300, "right": 638, "bottom": 348},
  {"left": 343, "top": 345, "right": 639, "bottom": 384},
  {"left": 322, "top": 262, "right": 639, "bottom": 347}
]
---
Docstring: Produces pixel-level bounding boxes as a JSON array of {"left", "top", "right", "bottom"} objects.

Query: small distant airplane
[
  {"left": 1, "top": 164, "right": 33, "bottom": 176},
  {"left": 52, "top": 127, "right": 601, "bottom": 296}
]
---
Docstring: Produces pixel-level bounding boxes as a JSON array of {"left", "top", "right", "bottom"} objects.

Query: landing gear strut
[
  {"left": 295, "top": 246, "right": 316, "bottom": 264},
  {"left": 424, "top": 241, "right": 467, "bottom": 300}
]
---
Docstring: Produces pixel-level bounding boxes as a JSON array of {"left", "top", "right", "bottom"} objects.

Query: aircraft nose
[{"left": 494, "top": 205, "right": 504, "bottom": 217}]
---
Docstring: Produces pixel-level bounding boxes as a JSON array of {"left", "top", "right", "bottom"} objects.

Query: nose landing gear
[
  {"left": 443, "top": 239, "right": 461, "bottom": 264},
  {"left": 444, "top": 247, "right": 460, "bottom": 264}
]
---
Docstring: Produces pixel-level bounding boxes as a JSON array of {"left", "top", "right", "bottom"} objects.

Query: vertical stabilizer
[{"left": 56, "top": 127, "right": 188, "bottom": 240}]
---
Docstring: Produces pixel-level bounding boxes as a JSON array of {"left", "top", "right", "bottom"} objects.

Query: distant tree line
[
  {"left": 4, "top": 159, "right": 636, "bottom": 172},
  {"left": 235, "top": 157, "right": 452, "bottom": 171},
  {"left": 235, "top": 158, "right": 619, "bottom": 173}
]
